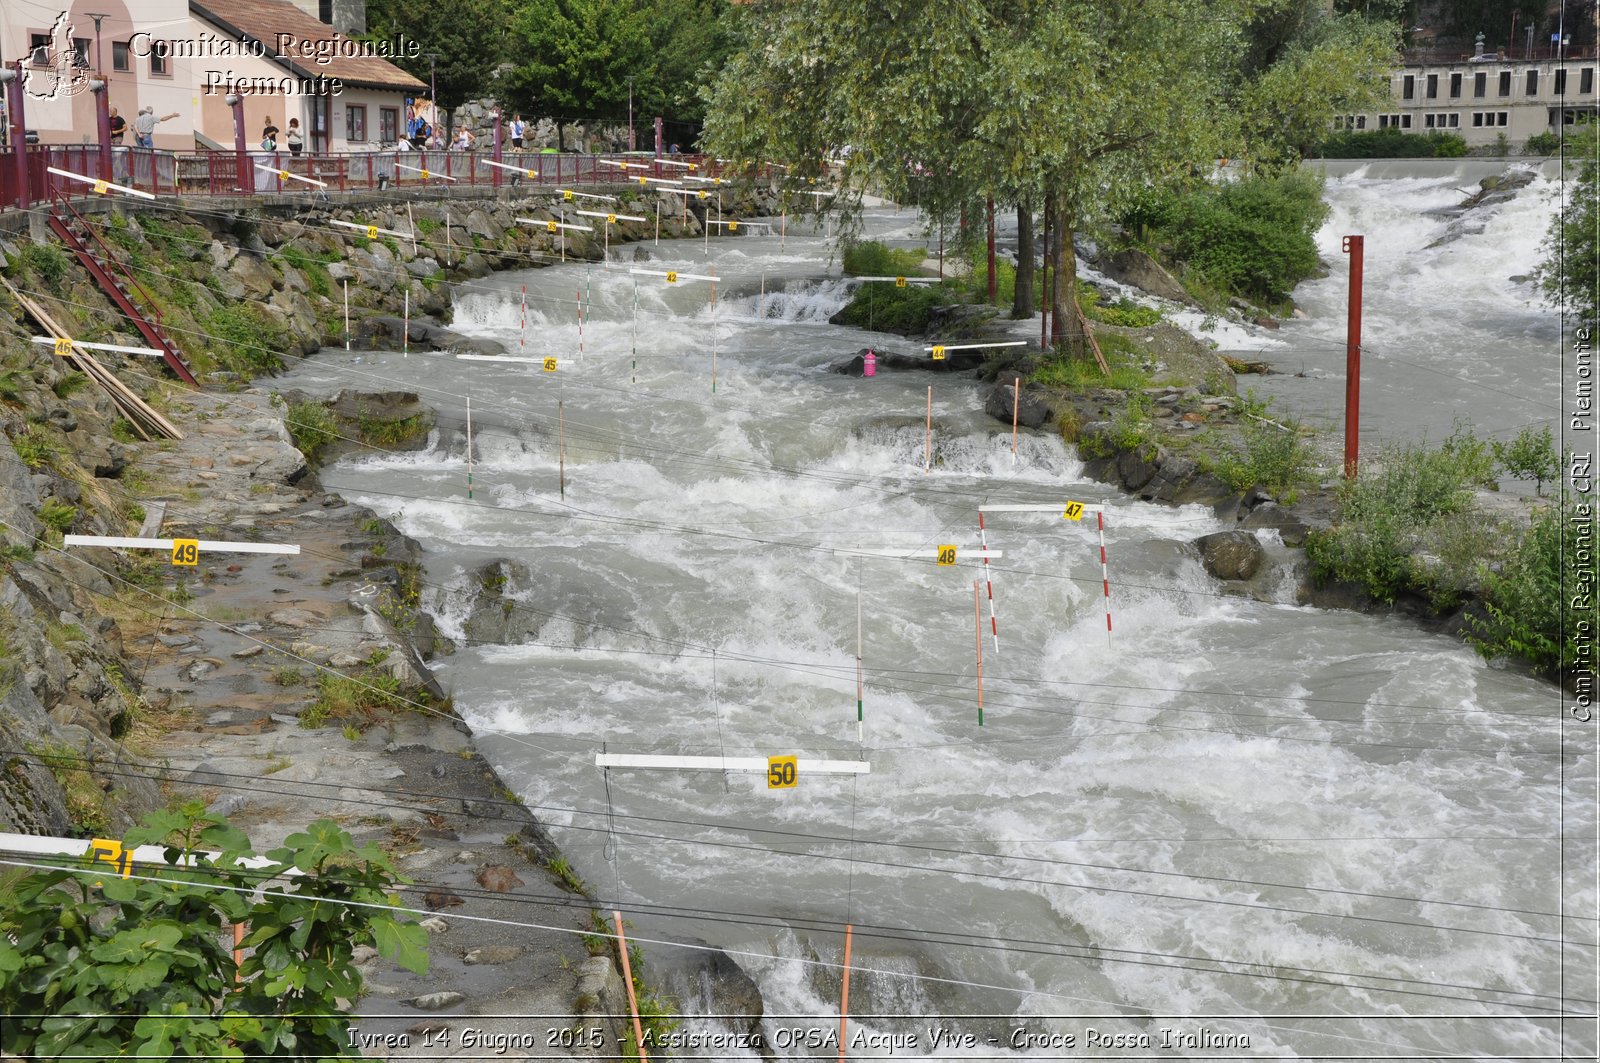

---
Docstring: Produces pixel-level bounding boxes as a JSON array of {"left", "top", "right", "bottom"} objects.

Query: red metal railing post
[
  {"left": 7, "top": 61, "right": 30, "bottom": 210},
  {"left": 1342, "top": 234, "right": 1364, "bottom": 480}
]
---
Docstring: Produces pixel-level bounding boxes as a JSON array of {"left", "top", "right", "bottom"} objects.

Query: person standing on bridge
[{"left": 132, "top": 106, "right": 179, "bottom": 148}]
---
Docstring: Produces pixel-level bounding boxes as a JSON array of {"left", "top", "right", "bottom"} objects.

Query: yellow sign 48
[{"left": 936, "top": 545, "right": 957, "bottom": 566}]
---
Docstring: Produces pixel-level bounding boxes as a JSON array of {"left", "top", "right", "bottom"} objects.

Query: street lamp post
[
  {"left": 426, "top": 53, "right": 438, "bottom": 143},
  {"left": 86, "top": 13, "right": 108, "bottom": 74}
]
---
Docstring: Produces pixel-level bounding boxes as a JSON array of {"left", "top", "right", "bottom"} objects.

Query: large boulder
[
  {"left": 1099, "top": 248, "right": 1192, "bottom": 304},
  {"left": 984, "top": 374, "right": 1052, "bottom": 428},
  {"left": 1194, "top": 530, "right": 1265, "bottom": 581}
]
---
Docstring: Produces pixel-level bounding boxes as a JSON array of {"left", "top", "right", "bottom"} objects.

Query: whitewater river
[{"left": 276, "top": 174, "right": 1595, "bottom": 1059}]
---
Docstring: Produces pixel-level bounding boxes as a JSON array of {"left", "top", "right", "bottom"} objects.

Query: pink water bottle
[{"left": 863, "top": 349, "right": 876, "bottom": 377}]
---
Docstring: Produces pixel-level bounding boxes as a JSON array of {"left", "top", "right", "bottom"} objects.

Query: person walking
[
  {"left": 108, "top": 107, "right": 126, "bottom": 145},
  {"left": 285, "top": 117, "right": 303, "bottom": 156},
  {"left": 132, "top": 106, "right": 178, "bottom": 147},
  {"left": 510, "top": 114, "right": 525, "bottom": 150}
]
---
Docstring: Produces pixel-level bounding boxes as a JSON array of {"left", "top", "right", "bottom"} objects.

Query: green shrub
[
  {"left": 1524, "top": 131, "right": 1562, "bottom": 156},
  {"left": 1144, "top": 171, "right": 1329, "bottom": 305},
  {"left": 37, "top": 498, "right": 76, "bottom": 536},
  {"left": 1079, "top": 289, "right": 1162, "bottom": 328},
  {"left": 0, "top": 804, "right": 428, "bottom": 1060},
  {"left": 284, "top": 400, "right": 339, "bottom": 462},
  {"left": 10, "top": 244, "right": 70, "bottom": 286},
  {"left": 1211, "top": 417, "right": 1312, "bottom": 496},
  {"left": 11, "top": 426, "right": 61, "bottom": 469},
  {"left": 1468, "top": 496, "right": 1591, "bottom": 676},
  {"left": 204, "top": 304, "right": 286, "bottom": 377},
  {"left": 1319, "top": 128, "right": 1469, "bottom": 158},
  {"left": 832, "top": 281, "right": 953, "bottom": 334},
  {"left": 840, "top": 240, "right": 924, "bottom": 277},
  {"left": 1493, "top": 424, "right": 1562, "bottom": 494}
]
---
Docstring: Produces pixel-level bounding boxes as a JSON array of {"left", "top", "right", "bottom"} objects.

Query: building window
[
  {"left": 1497, "top": 112, "right": 1508, "bottom": 126},
  {"left": 1499, "top": 71, "right": 1512, "bottom": 96},
  {"left": 1425, "top": 113, "right": 1435, "bottom": 128},
  {"left": 112, "top": 40, "right": 129, "bottom": 72},
  {"left": 379, "top": 107, "right": 399, "bottom": 143},
  {"left": 1403, "top": 74, "right": 1415, "bottom": 100},
  {"left": 1472, "top": 112, "right": 1484, "bottom": 127},
  {"left": 1448, "top": 112, "right": 1459, "bottom": 128},
  {"left": 1583, "top": 68, "right": 1595, "bottom": 95},
  {"left": 149, "top": 40, "right": 170, "bottom": 76},
  {"left": 72, "top": 38, "right": 89, "bottom": 68},
  {"left": 346, "top": 105, "right": 367, "bottom": 142},
  {"left": 319, "top": 0, "right": 333, "bottom": 21},
  {"left": 1427, "top": 73, "right": 1438, "bottom": 98},
  {"left": 1401, "top": 113, "right": 1412, "bottom": 128},
  {"left": 1449, "top": 72, "right": 1462, "bottom": 98},
  {"left": 1474, "top": 72, "right": 1486, "bottom": 97},
  {"left": 1555, "top": 68, "right": 1567, "bottom": 95},
  {"left": 1527, "top": 70, "right": 1539, "bottom": 95},
  {"left": 29, "top": 33, "right": 50, "bottom": 66}
]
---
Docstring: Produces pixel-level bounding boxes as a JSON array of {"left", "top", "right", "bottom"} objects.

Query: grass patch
[
  {"left": 27, "top": 741, "right": 110, "bottom": 836},
  {"left": 37, "top": 499, "right": 77, "bottom": 538},
  {"left": 832, "top": 282, "right": 955, "bottom": 334},
  {"left": 356, "top": 413, "right": 428, "bottom": 448},
  {"left": 1080, "top": 288, "right": 1162, "bottom": 328},
  {"left": 284, "top": 400, "right": 340, "bottom": 463},
  {"left": 1207, "top": 416, "right": 1313, "bottom": 497},
  {"left": 12, "top": 425, "right": 62, "bottom": 470},
  {"left": 300, "top": 665, "right": 428, "bottom": 729},
  {"left": 841, "top": 240, "right": 925, "bottom": 277},
  {"left": 205, "top": 303, "right": 287, "bottom": 377}
]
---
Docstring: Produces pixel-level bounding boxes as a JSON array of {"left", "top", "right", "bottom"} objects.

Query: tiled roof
[{"left": 191, "top": 0, "right": 427, "bottom": 91}]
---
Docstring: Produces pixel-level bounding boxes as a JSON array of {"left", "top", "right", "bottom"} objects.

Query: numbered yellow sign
[
  {"left": 697, "top": 191, "right": 707, "bottom": 200},
  {"left": 88, "top": 838, "right": 133, "bottom": 879},
  {"left": 53, "top": 337, "right": 72, "bottom": 357},
  {"left": 638, "top": 176, "right": 648, "bottom": 186},
  {"left": 665, "top": 271, "right": 678, "bottom": 283},
  {"left": 365, "top": 225, "right": 378, "bottom": 239},
  {"left": 688, "top": 163, "right": 698, "bottom": 171},
  {"left": 92, "top": 179, "right": 108, "bottom": 195},
  {"left": 525, "top": 169, "right": 535, "bottom": 179},
  {"left": 936, "top": 544, "right": 957, "bottom": 566},
  {"left": 546, "top": 221, "right": 558, "bottom": 233},
  {"left": 728, "top": 221, "right": 738, "bottom": 232},
  {"left": 895, "top": 276, "right": 907, "bottom": 288},
  {"left": 930, "top": 346, "right": 946, "bottom": 360},
  {"left": 606, "top": 213, "right": 617, "bottom": 224},
  {"left": 278, "top": 169, "right": 290, "bottom": 180},
  {"left": 563, "top": 190, "right": 575, "bottom": 201},
  {"left": 170, "top": 539, "right": 200, "bottom": 566},
  {"left": 542, "top": 357, "right": 558, "bottom": 373},
  {"left": 421, "top": 168, "right": 432, "bottom": 180},
  {"left": 767, "top": 756, "right": 798, "bottom": 789},
  {"left": 1062, "top": 501, "right": 1085, "bottom": 521}
]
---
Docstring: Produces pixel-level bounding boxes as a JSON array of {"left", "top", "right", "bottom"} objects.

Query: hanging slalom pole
[
  {"left": 923, "top": 386, "right": 932, "bottom": 472},
  {"left": 558, "top": 397, "right": 566, "bottom": 500},
  {"left": 654, "top": 200, "right": 660, "bottom": 244},
  {"left": 855, "top": 557, "right": 864, "bottom": 743},
  {"left": 1098, "top": 505, "right": 1113, "bottom": 643},
  {"left": 977, "top": 510, "right": 999, "bottom": 654},
  {"left": 613, "top": 912, "right": 650, "bottom": 1061},
  {"left": 465, "top": 395, "right": 474, "bottom": 500},
  {"left": 631, "top": 275, "right": 639, "bottom": 385},
  {"left": 1342, "top": 234, "right": 1364, "bottom": 479},
  {"left": 518, "top": 284, "right": 527, "bottom": 358},
  {"left": 402, "top": 290, "right": 409, "bottom": 355},
  {"left": 710, "top": 274, "right": 718, "bottom": 393},
  {"left": 342, "top": 279, "right": 350, "bottom": 351},
  {"left": 974, "top": 579, "right": 984, "bottom": 727},
  {"left": 576, "top": 286, "right": 585, "bottom": 364},
  {"left": 838, "top": 923, "right": 854, "bottom": 1063},
  {"left": 1011, "top": 377, "right": 1021, "bottom": 464}
]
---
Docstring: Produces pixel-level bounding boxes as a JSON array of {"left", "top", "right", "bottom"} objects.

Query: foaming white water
[{"left": 275, "top": 201, "right": 1591, "bottom": 1060}]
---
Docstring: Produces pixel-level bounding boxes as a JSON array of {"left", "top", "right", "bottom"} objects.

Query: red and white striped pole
[
  {"left": 1097, "top": 507, "right": 1112, "bottom": 643},
  {"left": 518, "top": 284, "right": 527, "bottom": 358},
  {"left": 976, "top": 510, "right": 999, "bottom": 654},
  {"left": 576, "top": 287, "right": 585, "bottom": 363}
]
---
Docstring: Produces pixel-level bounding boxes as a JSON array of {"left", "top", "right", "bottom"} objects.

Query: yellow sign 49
[{"left": 170, "top": 539, "right": 200, "bottom": 566}]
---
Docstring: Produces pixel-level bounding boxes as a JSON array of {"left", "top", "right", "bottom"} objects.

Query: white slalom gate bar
[
  {"left": 516, "top": 216, "right": 594, "bottom": 232},
  {"left": 633, "top": 175, "right": 683, "bottom": 186},
  {"left": 595, "top": 754, "right": 870, "bottom": 776},
  {"left": 0, "top": 831, "right": 300, "bottom": 877},
  {"left": 853, "top": 275, "right": 941, "bottom": 285},
  {"left": 46, "top": 166, "right": 157, "bottom": 200},
  {"left": 655, "top": 158, "right": 699, "bottom": 170},
  {"left": 684, "top": 175, "right": 724, "bottom": 185},
  {"left": 455, "top": 354, "right": 547, "bottom": 364},
  {"left": 923, "top": 341, "right": 1029, "bottom": 352},
  {"left": 707, "top": 220, "right": 772, "bottom": 230},
  {"left": 480, "top": 158, "right": 546, "bottom": 178},
  {"left": 32, "top": 336, "right": 163, "bottom": 358},
  {"left": 254, "top": 165, "right": 328, "bottom": 188},
  {"left": 395, "top": 162, "right": 458, "bottom": 181},
  {"left": 332, "top": 219, "right": 409, "bottom": 240},
  {"left": 832, "top": 548, "right": 1003, "bottom": 560},
  {"left": 659, "top": 187, "right": 714, "bottom": 199},
  {"left": 628, "top": 268, "right": 718, "bottom": 283},
  {"left": 576, "top": 209, "right": 648, "bottom": 223},
  {"left": 63, "top": 535, "right": 300, "bottom": 555},
  {"left": 596, "top": 158, "right": 650, "bottom": 171},
  {"left": 978, "top": 503, "right": 1107, "bottom": 513},
  {"left": 556, "top": 188, "right": 618, "bottom": 203}
]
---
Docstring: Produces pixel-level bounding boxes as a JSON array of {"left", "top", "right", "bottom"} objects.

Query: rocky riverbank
[{"left": 0, "top": 184, "right": 788, "bottom": 1058}]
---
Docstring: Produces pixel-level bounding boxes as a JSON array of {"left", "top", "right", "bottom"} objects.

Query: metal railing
[{"left": 2, "top": 143, "right": 742, "bottom": 208}]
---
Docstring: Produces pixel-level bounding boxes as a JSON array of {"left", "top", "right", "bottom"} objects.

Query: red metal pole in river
[{"left": 1342, "top": 234, "right": 1364, "bottom": 479}]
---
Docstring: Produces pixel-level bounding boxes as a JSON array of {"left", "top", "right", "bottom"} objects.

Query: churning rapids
[{"left": 276, "top": 172, "right": 1596, "bottom": 1059}]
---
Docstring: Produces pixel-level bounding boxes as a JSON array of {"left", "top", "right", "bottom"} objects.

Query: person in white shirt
[{"left": 510, "top": 114, "right": 525, "bottom": 150}]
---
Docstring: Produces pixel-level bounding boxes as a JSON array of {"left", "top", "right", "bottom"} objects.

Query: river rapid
[{"left": 276, "top": 173, "right": 1596, "bottom": 1059}]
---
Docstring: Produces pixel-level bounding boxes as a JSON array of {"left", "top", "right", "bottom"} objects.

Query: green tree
[
  {"left": 0, "top": 805, "right": 429, "bottom": 1060},
  {"left": 1538, "top": 127, "right": 1600, "bottom": 325},
  {"left": 364, "top": 0, "right": 508, "bottom": 113},
  {"left": 502, "top": 0, "right": 654, "bottom": 131}
]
